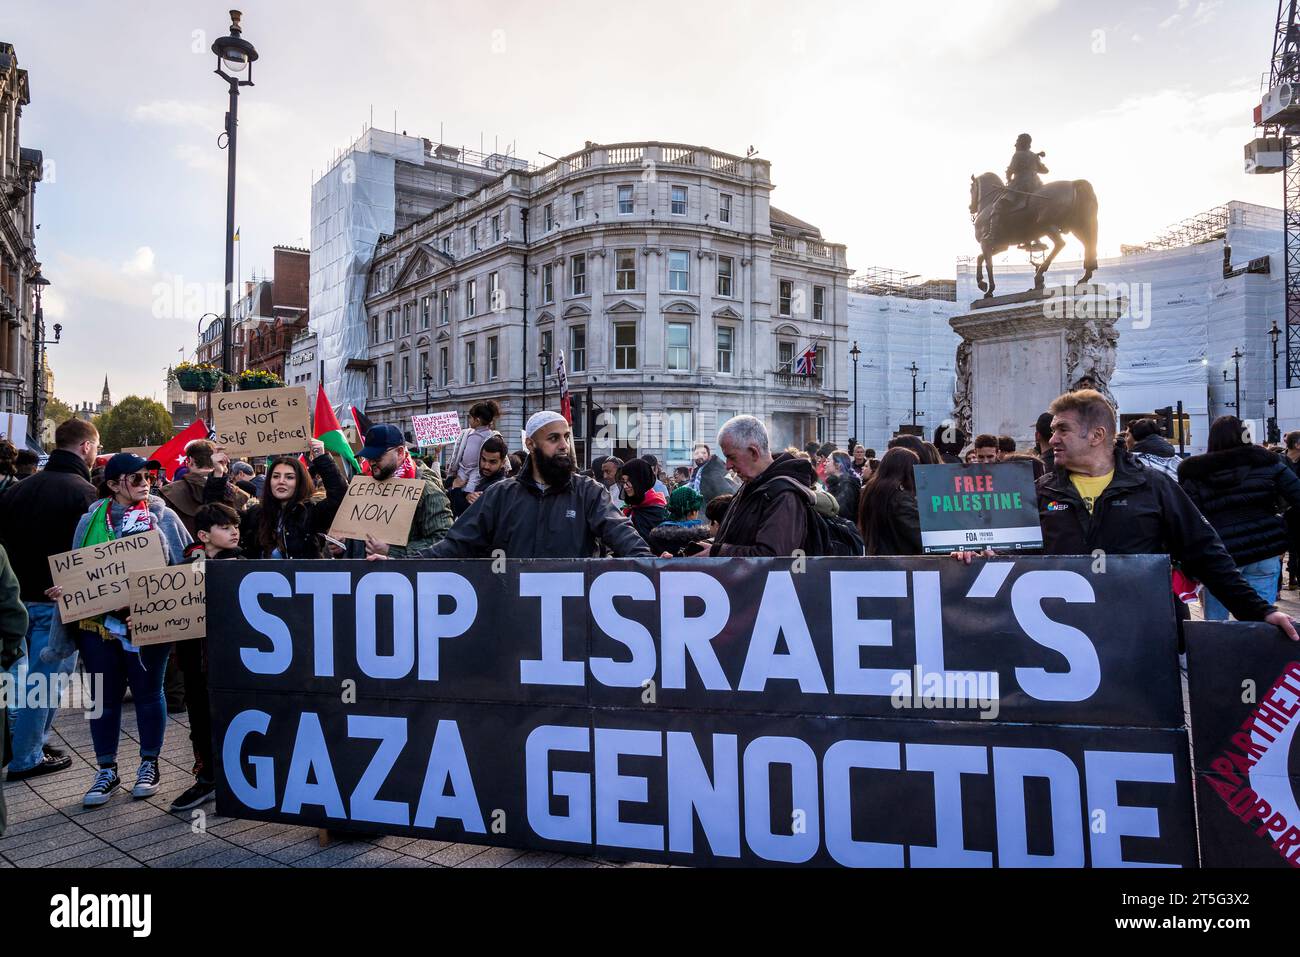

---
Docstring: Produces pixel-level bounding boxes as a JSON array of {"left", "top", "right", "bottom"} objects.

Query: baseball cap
[
  {"left": 104, "top": 453, "right": 150, "bottom": 481},
  {"left": 358, "top": 424, "right": 405, "bottom": 461}
]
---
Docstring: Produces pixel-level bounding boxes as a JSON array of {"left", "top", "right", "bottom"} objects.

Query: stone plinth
[{"left": 950, "top": 285, "right": 1123, "bottom": 445}]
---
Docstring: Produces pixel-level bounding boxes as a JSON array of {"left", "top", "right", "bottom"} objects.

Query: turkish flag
[{"left": 149, "top": 418, "right": 212, "bottom": 480}]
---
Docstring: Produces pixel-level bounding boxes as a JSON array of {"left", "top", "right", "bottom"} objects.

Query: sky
[{"left": 4, "top": 0, "right": 1284, "bottom": 405}]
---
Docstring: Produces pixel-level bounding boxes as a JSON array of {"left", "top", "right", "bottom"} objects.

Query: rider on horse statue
[{"left": 989, "top": 133, "right": 1048, "bottom": 242}]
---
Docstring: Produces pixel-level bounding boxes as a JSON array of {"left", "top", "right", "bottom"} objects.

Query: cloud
[
  {"left": 1191, "top": 1, "right": 1223, "bottom": 27},
  {"left": 122, "top": 246, "right": 156, "bottom": 277},
  {"left": 1159, "top": 14, "right": 1182, "bottom": 29},
  {"left": 131, "top": 100, "right": 220, "bottom": 128}
]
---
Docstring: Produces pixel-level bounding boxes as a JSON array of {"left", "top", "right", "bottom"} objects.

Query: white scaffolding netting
[
  {"left": 954, "top": 201, "right": 1282, "bottom": 451},
  {"left": 310, "top": 130, "right": 426, "bottom": 414}
]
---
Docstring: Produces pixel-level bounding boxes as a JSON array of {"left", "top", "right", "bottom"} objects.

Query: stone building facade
[
  {"left": 361, "top": 141, "right": 850, "bottom": 466},
  {"left": 0, "top": 42, "right": 45, "bottom": 440}
]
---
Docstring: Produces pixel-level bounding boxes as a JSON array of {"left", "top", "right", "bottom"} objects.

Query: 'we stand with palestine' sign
[
  {"left": 914, "top": 462, "right": 1042, "bottom": 554},
  {"left": 207, "top": 555, "right": 1195, "bottom": 867}
]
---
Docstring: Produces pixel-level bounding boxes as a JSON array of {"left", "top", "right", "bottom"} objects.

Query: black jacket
[
  {"left": 862, "top": 485, "right": 923, "bottom": 556},
  {"left": 1177, "top": 444, "right": 1300, "bottom": 567},
  {"left": 712, "top": 453, "right": 814, "bottom": 558},
  {"left": 825, "top": 472, "right": 861, "bottom": 524},
  {"left": 1036, "top": 449, "right": 1276, "bottom": 621},
  {"left": 239, "top": 453, "right": 348, "bottom": 559},
  {"left": 692, "top": 455, "right": 737, "bottom": 502},
  {"left": 0, "top": 449, "right": 98, "bottom": 601},
  {"left": 449, "top": 466, "right": 508, "bottom": 518},
  {"left": 648, "top": 521, "right": 712, "bottom": 557},
  {"left": 420, "top": 465, "right": 651, "bottom": 559}
]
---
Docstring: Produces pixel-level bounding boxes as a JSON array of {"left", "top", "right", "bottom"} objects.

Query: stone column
[{"left": 949, "top": 285, "right": 1122, "bottom": 444}]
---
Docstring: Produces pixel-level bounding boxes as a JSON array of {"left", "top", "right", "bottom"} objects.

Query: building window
[
  {"left": 778, "top": 340, "right": 794, "bottom": 372},
  {"left": 617, "top": 185, "right": 634, "bottom": 215},
  {"left": 717, "top": 256, "right": 734, "bottom": 297},
  {"left": 488, "top": 335, "right": 499, "bottom": 381},
  {"left": 542, "top": 264, "right": 554, "bottom": 304},
  {"left": 440, "top": 288, "right": 450, "bottom": 325},
  {"left": 470, "top": 225, "right": 479, "bottom": 251},
  {"left": 720, "top": 193, "right": 732, "bottom": 224},
  {"left": 466, "top": 341, "right": 476, "bottom": 384},
  {"left": 488, "top": 271, "right": 500, "bottom": 312},
  {"left": 573, "top": 190, "right": 584, "bottom": 221},
  {"left": 421, "top": 295, "right": 431, "bottom": 329},
  {"left": 570, "top": 254, "right": 586, "bottom": 295},
  {"left": 716, "top": 326, "right": 734, "bottom": 374},
  {"left": 616, "top": 249, "right": 636, "bottom": 291},
  {"left": 403, "top": 303, "right": 413, "bottom": 336},
  {"left": 667, "top": 322, "right": 691, "bottom": 371},
  {"left": 813, "top": 285, "right": 826, "bottom": 322},
  {"left": 442, "top": 237, "right": 451, "bottom": 255},
  {"left": 570, "top": 325, "right": 586, "bottom": 372},
  {"left": 371, "top": 315, "right": 380, "bottom": 345},
  {"left": 492, "top": 215, "right": 501, "bottom": 242},
  {"left": 419, "top": 351, "right": 428, "bottom": 387},
  {"left": 385, "top": 310, "right": 394, "bottom": 340},
  {"left": 671, "top": 185, "right": 687, "bottom": 216},
  {"left": 544, "top": 203, "right": 554, "bottom": 232},
  {"left": 815, "top": 345, "right": 827, "bottom": 385},
  {"left": 466, "top": 278, "right": 477, "bottom": 315},
  {"left": 439, "top": 347, "right": 449, "bottom": 387},
  {"left": 384, "top": 360, "right": 393, "bottom": 396},
  {"left": 667, "top": 409, "right": 691, "bottom": 460},
  {"left": 370, "top": 367, "right": 377, "bottom": 398},
  {"left": 540, "top": 330, "right": 554, "bottom": 369},
  {"left": 615, "top": 323, "right": 637, "bottom": 370},
  {"left": 401, "top": 355, "right": 409, "bottom": 393},
  {"left": 779, "top": 280, "right": 793, "bottom": 317},
  {"left": 668, "top": 250, "right": 689, "bottom": 292}
]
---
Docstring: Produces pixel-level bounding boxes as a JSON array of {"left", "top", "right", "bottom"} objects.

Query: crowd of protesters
[{"left": 3, "top": 384, "right": 1300, "bottom": 836}]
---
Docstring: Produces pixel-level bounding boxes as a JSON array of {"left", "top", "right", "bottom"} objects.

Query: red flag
[{"left": 149, "top": 418, "right": 211, "bottom": 480}]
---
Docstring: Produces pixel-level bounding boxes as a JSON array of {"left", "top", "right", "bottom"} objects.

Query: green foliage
[{"left": 94, "top": 396, "right": 174, "bottom": 452}]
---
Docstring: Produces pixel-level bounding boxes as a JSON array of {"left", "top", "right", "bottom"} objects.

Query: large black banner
[
  {"left": 207, "top": 556, "right": 1196, "bottom": 867},
  {"left": 1186, "top": 620, "right": 1300, "bottom": 868}
]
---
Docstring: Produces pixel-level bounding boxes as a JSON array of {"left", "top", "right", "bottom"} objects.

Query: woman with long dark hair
[
  {"left": 239, "top": 440, "right": 348, "bottom": 559},
  {"left": 1178, "top": 415, "right": 1300, "bottom": 618},
  {"left": 857, "top": 447, "right": 922, "bottom": 556}
]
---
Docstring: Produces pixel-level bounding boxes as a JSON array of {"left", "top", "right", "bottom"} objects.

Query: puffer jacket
[{"left": 1177, "top": 444, "right": 1300, "bottom": 566}]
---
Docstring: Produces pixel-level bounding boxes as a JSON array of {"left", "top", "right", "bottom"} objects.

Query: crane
[{"left": 1249, "top": 2, "right": 1300, "bottom": 441}]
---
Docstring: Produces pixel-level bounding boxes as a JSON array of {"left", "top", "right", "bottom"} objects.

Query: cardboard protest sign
[
  {"left": 211, "top": 386, "right": 311, "bottom": 458},
  {"left": 411, "top": 411, "right": 461, "bottom": 447},
  {"left": 914, "top": 462, "right": 1042, "bottom": 553},
  {"left": 128, "top": 562, "right": 206, "bottom": 645},
  {"left": 48, "top": 530, "right": 166, "bottom": 624},
  {"left": 327, "top": 476, "right": 426, "bottom": 546}
]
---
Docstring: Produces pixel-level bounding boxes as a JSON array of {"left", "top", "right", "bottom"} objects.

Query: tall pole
[
  {"left": 221, "top": 81, "right": 239, "bottom": 389},
  {"left": 521, "top": 207, "right": 530, "bottom": 427},
  {"left": 29, "top": 303, "right": 41, "bottom": 430},
  {"left": 850, "top": 342, "right": 860, "bottom": 449},
  {"left": 1271, "top": 322, "right": 1282, "bottom": 443}
]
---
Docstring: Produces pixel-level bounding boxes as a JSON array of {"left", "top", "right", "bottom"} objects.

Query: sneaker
[
  {"left": 83, "top": 766, "right": 122, "bottom": 807},
  {"left": 132, "top": 758, "right": 161, "bottom": 798},
  {"left": 169, "top": 780, "right": 217, "bottom": 812},
  {"left": 6, "top": 752, "right": 72, "bottom": 780}
]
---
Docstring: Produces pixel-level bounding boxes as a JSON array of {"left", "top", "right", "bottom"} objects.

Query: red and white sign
[{"left": 411, "top": 411, "right": 462, "bottom": 447}]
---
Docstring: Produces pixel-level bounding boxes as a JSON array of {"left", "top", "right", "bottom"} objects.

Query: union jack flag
[{"left": 794, "top": 347, "right": 817, "bottom": 377}]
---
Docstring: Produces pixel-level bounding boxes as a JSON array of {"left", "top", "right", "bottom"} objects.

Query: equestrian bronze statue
[{"left": 969, "top": 134, "right": 1098, "bottom": 298}]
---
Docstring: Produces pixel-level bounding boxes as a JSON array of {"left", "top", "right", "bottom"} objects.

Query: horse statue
[{"left": 969, "top": 171, "right": 1098, "bottom": 298}]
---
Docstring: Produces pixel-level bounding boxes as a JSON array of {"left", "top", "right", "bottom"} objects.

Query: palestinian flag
[{"left": 314, "top": 387, "right": 360, "bottom": 473}]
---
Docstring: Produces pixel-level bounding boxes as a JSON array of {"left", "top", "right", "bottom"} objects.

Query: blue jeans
[
  {"left": 75, "top": 632, "right": 171, "bottom": 767},
  {"left": 5, "top": 603, "right": 78, "bottom": 773},
  {"left": 1203, "top": 556, "right": 1282, "bottom": 621}
]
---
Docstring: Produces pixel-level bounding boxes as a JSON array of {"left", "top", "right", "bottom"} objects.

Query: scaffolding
[
  {"left": 1125, "top": 205, "right": 1230, "bottom": 253},
  {"left": 849, "top": 266, "right": 957, "bottom": 301}
]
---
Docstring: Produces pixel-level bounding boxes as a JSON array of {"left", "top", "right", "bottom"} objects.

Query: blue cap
[
  {"left": 358, "top": 424, "right": 405, "bottom": 460},
  {"left": 104, "top": 453, "right": 150, "bottom": 481}
]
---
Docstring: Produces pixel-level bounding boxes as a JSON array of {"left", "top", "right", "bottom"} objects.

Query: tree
[
  {"left": 94, "top": 396, "right": 174, "bottom": 452},
  {"left": 40, "top": 396, "right": 78, "bottom": 451}
]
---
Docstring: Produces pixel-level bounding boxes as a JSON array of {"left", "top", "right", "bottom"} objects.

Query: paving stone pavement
[{"left": 0, "top": 701, "right": 649, "bottom": 869}]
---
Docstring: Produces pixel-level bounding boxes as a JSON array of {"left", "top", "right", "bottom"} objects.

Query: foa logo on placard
[{"left": 49, "top": 887, "right": 151, "bottom": 938}]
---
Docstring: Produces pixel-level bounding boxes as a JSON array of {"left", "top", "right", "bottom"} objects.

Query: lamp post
[
  {"left": 28, "top": 272, "right": 56, "bottom": 436},
  {"left": 1269, "top": 321, "right": 1282, "bottom": 443},
  {"left": 422, "top": 368, "right": 433, "bottom": 414},
  {"left": 211, "top": 10, "right": 258, "bottom": 391},
  {"left": 1223, "top": 347, "right": 1243, "bottom": 413},
  {"left": 539, "top": 347, "right": 552, "bottom": 410},
  {"left": 908, "top": 361, "right": 927, "bottom": 428},
  {"left": 849, "top": 341, "right": 861, "bottom": 449}
]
